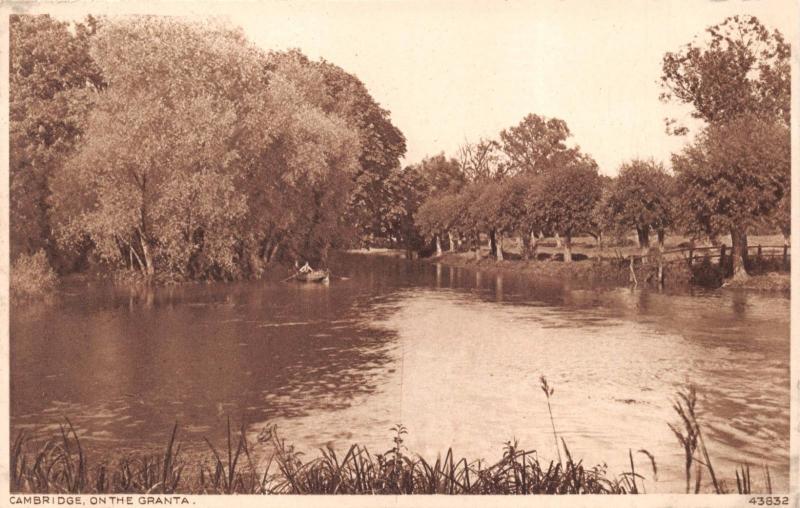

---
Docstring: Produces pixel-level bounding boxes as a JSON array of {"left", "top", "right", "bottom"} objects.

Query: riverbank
[
  {"left": 430, "top": 251, "right": 693, "bottom": 288},
  {"left": 723, "top": 273, "right": 791, "bottom": 292}
]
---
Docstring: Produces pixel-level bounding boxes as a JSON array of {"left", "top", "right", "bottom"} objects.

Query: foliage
[
  {"left": 10, "top": 15, "right": 104, "bottom": 263},
  {"left": 660, "top": 15, "right": 790, "bottom": 134},
  {"left": 467, "top": 180, "right": 520, "bottom": 236},
  {"left": 10, "top": 250, "right": 58, "bottom": 297},
  {"left": 395, "top": 154, "right": 464, "bottom": 250},
  {"left": 671, "top": 115, "right": 789, "bottom": 244},
  {"left": 265, "top": 51, "right": 407, "bottom": 243},
  {"left": 537, "top": 159, "right": 603, "bottom": 240},
  {"left": 456, "top": 138, "right": 504, "bottom": 182},
  {"left": 499, "top": 114, "right": 579, "bottom": 176},
  {"left": 605, "top": 159, "right": 675, "bottom": 245},
  {"left": 48, "top": 18, "right": 363, "bottom": 279}
]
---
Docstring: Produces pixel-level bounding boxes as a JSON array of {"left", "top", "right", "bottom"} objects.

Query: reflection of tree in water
[
  {"left": 256, "top": 325, "right": 398, "bottom": 420},
  {"left": 730, "top": 291, "right": 748, "bottom": 318}
]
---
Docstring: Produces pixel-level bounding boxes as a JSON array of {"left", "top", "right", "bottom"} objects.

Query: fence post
[
  {"left": 784, "top": 244, "right": 789, "bottom": 270},
  {"left": 719, "top": 245, "right": 726, "bottom": 268}
]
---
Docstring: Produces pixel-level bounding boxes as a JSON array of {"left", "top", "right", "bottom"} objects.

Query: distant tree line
[{"left": 411, "top": 15, "right": 789, "bottom": 281}]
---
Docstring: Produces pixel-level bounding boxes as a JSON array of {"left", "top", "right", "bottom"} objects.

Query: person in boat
[{"left": 298, "top": 261, "right": 312, "bottom": 274}]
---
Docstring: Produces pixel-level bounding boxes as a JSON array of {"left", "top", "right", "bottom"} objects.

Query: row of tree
[
  {"left": 11, "top": 15, "right": 407, "bottom": 279},
  {"left": 409, "top": 15, "right": 789, "bottom": 280},
  {"left": 10, "top": 14, "right": 790, "bottom": 282}
]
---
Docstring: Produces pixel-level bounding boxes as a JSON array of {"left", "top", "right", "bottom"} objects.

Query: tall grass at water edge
[{"left": 11, "top": 382, "right": 774, "bottom": 494}]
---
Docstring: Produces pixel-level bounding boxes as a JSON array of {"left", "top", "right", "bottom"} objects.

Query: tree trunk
[
  {"left": 138, "top": 230, "right": 154, "bottom": 278},
  {"left": 474, "top": 232, "right": 481, "bottom": 261},
  {"left": 637, "top": 227, "right": 650, "bottom": 250},
  {"left": 563, "top": 232, "right": 573, "bottom": 263},
  {"left": 530, "top": 232, "right": 539, "bottom": 261},
  {"left": 320, "top": 242, "right": 330, "bottom": 266},
  {"left": 555, "top": 232, "right": 562, "bottom": 248},
  {"left": 496, "top": 233, "right": 504, "bottom": 261},
  {"left": 730, "top": 227, "right": 749, "bottom": 281},
  {"left": 657, "top": 229, "right": 665, "bottom": 252},
  {"left": 268, "top": 242, "right": 281, "bottom": 263},
  {"left": 597, "top": 231, "right": 604, "bottom": 259},
  {"left": 447, "top": 231, "right": 455, "bottom": 252},
  {"left": 434, "top": 234, "right": 443, "bottom": 257},
  {"left": 489, "top": 229, "right": 497, "bottom": 257},
  {"left": 521, "top": 230, "right": 531, "bottom": 261},
  {"left": 130, "top": 244, "right": 144, "bottom": 273}
]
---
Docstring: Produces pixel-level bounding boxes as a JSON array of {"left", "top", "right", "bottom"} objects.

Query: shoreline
[
  {"left": 425, "top": 250, "right": 789, "bottom": 293},
  {"left": 425, "top": 251, "right": 688, "bottom": 289}
]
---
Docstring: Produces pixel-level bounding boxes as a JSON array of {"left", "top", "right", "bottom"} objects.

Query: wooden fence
[{"left": 627, "top": 243, "right": 790, "bottom": 285}]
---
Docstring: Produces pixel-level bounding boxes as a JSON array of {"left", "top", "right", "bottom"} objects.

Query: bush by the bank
[{"left": 10, "top": 251, "right": 58, "bottom": 297}]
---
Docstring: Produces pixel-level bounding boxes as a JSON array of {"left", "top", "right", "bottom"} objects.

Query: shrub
[{"left": 11, "top": 250, "right": 58, "bottom": 297}]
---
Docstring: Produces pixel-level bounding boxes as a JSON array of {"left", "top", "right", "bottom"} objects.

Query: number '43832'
[{"left": 748, "top": 497, "right": 789, "bottom": 505}]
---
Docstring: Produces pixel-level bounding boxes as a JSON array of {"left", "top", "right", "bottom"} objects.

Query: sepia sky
[{"left": 40, "top": 0, "right": 797, "bottom": 175}]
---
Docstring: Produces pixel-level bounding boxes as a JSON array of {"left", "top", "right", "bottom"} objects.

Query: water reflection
[{"left": 10, "top": 252, "right": 790, "bottom": 492}]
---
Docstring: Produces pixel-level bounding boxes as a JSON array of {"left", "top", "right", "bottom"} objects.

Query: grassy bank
[
  {"left": 11, "top": 383, "right": 775, "bottom": 495},
  {"left": 722, "top": 273, "right": 790, "bottom": 292},
  {"left": 430, "top": 233, "right": 788, "bottom": 289},
  {"left": 433, "top": 251, "right": 690, "bottom": 287}
]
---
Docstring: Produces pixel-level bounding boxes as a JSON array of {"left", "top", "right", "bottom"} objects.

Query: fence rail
[{"left": 625, "top": 243, "right": 790, "bottom": 285}]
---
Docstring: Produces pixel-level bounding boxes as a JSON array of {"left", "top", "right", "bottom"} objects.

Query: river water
[{"left": 10, "top": 252, "right": 790, "bottom": 493}]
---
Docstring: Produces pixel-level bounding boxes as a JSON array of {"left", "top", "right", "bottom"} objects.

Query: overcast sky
[{"left": 39, "top": 0, "right": 796, "bottom": 175}]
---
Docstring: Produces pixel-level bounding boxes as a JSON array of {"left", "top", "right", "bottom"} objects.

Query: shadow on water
[{"left": 10, "top": 251, "right": 790, "bottom": 491}]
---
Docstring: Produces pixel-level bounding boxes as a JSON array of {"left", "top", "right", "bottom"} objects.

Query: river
[{"left": 10, "top": 252, "right": 790, "bottom": 493}]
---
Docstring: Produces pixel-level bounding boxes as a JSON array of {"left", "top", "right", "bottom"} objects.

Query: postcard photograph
[{"left": 2, "top": 1, "right": 796, "bottom": 505}]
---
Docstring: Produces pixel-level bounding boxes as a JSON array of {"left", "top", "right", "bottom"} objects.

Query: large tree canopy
[
  {"left": 10, "top": 14, "right": 104, "bottom": 263},
  {"left": 499, "top": 114, "right": 579, "bottom": 176},
  {"left": 663, "top": 15, "right": 790, "bottom": 280},
  {"left": 264, "top": 50, "right": 408, "bottom": 241},
  {"left": 537, "top": 158, "right": 602, "bottom": 262},
  {"left": 672, "top": 115, "right": 790, "bottom": 278},
  {"left": 50, "top": 17, "right": 362, "bottom": 279},
  {"left": 606, "top": 159, "right": 675, "bottom": 250},
  {"left": 661, "top": 15, "right": 790, "bottom": 134}
]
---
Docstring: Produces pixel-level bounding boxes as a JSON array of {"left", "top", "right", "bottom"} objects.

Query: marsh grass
[
  {"left": 667, "top": 385, "right": 773, "bottom": 495},
  {"left": 11, "top": 384, "right": 774, "bottom": 495},
  {"left": 11, "top": 250, "right": 58, "bottom": 298}
]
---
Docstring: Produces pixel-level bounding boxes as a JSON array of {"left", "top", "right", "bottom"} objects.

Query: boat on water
[{"left": 295, "top": 269, "right": 330, "bottom": 283}]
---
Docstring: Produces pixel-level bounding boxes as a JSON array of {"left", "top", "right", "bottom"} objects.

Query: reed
[{"left": 10, "top": 384, "right": 775, "bottom": 495}]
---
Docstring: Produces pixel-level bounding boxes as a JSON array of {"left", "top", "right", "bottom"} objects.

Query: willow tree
[
  {"left": 51, "top": 18, "right": 262, "bottom": 278},
  {"left": 51, "top": 17, "right": 361, "bottom": 279},
  {"left": 263, "top": 50, "right": 407, "bottom": 246},
  {"left": 10, "top": 14, "right": 104, "bottom": 265}
]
